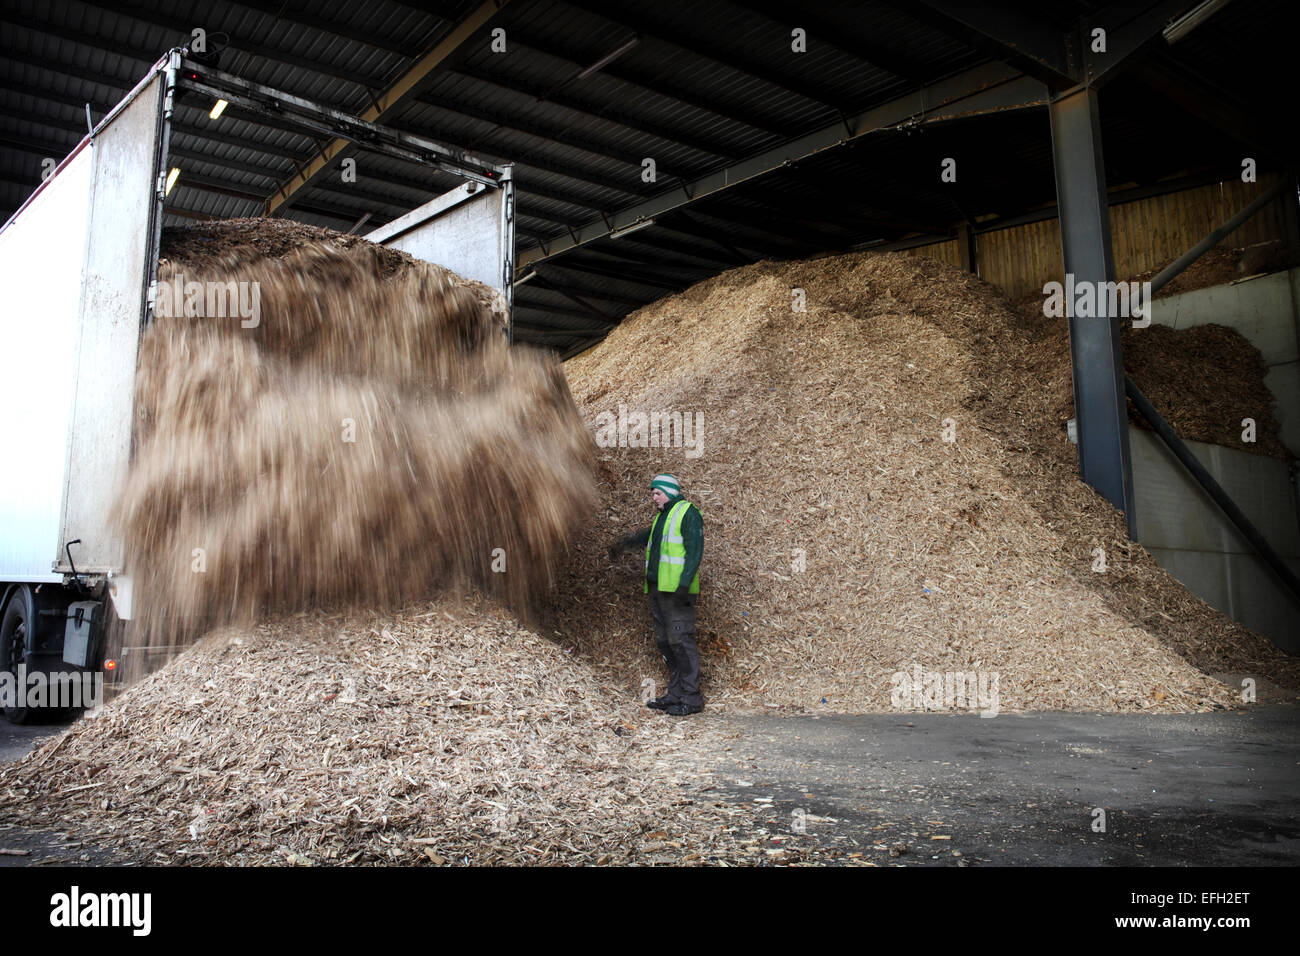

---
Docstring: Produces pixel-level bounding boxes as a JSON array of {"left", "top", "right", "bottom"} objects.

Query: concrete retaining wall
[
  {"left": 1132, "top": 267, "right": 1300, "bottom": 652},
  {"left": 1131, "top": 427, "right": 1300, "bottom": 652}
]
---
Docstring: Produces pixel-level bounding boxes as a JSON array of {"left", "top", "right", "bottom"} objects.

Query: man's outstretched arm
[{"left": 609, "top": 527, "right": 651, "bottom": 558}]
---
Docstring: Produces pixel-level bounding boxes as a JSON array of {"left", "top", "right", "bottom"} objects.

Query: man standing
[{"left": 611, "top": 474, "right": 704, "bottom": 716}]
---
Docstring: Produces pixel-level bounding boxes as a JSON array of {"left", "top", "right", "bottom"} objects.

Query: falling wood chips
[{"left": 116, "top": 219, "right": 595, "bottom": 647}]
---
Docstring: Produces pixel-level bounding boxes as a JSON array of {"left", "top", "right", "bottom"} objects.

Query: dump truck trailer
[{"left": 0, "top": 49, "right": 515, "bottom": 722}]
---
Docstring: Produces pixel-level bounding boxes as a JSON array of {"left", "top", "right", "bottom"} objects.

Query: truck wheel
[{"left": 1, "top": 589, "right": 34, "bottom": 724}]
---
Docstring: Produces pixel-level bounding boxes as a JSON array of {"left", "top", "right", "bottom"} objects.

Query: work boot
[
  {"left": 666, "top": 702, "right": 703, "bottom": 717},
  {"left": 645, "top": 695, "right": 677, "bottom": 711}
]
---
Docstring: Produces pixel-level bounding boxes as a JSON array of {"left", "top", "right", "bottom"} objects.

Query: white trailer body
[
  {"left": 0, "top": 51, "right": 514, "bottom": 719},
  {"left": 0, "top": 69, "right": 168, "bottom": 587}
]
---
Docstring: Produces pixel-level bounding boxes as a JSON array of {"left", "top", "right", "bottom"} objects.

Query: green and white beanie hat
[{"left": 651, "top": 473, "right": 681, "bottom": 498}]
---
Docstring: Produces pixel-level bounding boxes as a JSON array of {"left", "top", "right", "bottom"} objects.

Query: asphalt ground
[
  {"left": 685, "top": 705, "right": 1299, "bottom": 866},
  {"left": 1, "top": 703, "right": 1295, "bottom": 866}
]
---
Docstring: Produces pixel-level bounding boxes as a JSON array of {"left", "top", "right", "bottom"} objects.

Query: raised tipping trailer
[{"left": 0, "top": 49, "right": 514, "bottom": 722}]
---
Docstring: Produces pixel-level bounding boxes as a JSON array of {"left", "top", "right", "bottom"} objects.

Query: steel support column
[
  {"left": 1049, "top": 86, "right": 1136, "bottom": 537},
  {"left": 957, "top": 222, "right": 976, "bottom": 273}
]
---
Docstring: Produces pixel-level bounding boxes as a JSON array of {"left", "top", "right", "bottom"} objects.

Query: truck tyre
[{"left": 1, "top": 587, "right": 35, "bottom": 724}]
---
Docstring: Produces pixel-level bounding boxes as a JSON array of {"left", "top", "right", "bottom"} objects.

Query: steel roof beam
[
  {"left": 0, "top": 99, "right": 591, "bottom": 229},
  {"left": 1082, "top": 1, "right": 1199, "bottom": 87},
  {"left": 520, "top": 61, "right": 1047, "bottom": 267},
  {"left": 263, "top": 0, "right": 509, "bottom": 215},
  {"left": 885, "top": 1, "right": 1196, "bottom": 92}
]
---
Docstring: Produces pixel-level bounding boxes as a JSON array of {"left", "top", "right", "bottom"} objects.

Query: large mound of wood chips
[{"left": 553, "top": 252, "right": 1298, "bottom": 714}]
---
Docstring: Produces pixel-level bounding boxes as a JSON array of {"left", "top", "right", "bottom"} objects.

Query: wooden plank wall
[{"left": 902, "top": 174, "right": 1292, "bottom": 300}]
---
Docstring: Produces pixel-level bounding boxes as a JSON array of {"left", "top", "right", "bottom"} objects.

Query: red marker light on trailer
[{"left": 104, "top": 659, "right": 117, "bottom": 672}]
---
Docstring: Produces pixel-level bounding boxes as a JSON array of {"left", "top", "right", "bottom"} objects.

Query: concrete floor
[
  {"left": 690, "top": 705, "right": 1300, "bottom": 865},
  {"left": 2, "top": 705, "right": 1296, "bottom": 865}
]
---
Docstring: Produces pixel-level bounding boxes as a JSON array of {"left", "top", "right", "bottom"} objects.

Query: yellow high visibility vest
[{"left": 644, "top": 499, "right": 700, "bottom": 594}]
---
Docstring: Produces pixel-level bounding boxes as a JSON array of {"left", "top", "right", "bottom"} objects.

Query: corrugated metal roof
[{"left": 1, "top": 0, "right": 1291, "bottom": 352}]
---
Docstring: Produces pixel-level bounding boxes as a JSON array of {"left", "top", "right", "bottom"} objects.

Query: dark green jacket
[{"left": 623, "top": 495, "right": 703, "bottom": 594}]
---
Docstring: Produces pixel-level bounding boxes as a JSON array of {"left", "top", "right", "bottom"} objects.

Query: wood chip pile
[
  {"left": 119, "top": 219, "right": 593, "bottom": 643},
  {"left": 1122, "top": 323, "right": 1288, "bottom": 459},
  {"left": 555, "top": 252, "right": 1300, "bottom": 713},
  {"left": 0, "top": 601, "right": 783, "bottom": 865}
]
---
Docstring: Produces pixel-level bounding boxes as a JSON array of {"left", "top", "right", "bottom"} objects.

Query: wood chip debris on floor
[{"left": 1, "top": 602, "right": 836, "bottom": 865}]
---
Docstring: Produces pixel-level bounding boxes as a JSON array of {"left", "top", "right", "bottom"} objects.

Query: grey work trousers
[{"left": 649, "top": 590, "right": 701, "bottom": 707}]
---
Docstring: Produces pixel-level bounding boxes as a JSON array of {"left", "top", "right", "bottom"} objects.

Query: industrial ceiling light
[
  {"left": 209, "top": 98, "right": 228, "bottom": 119},
  {"left": 576, "top": 36, "right": 640, "bottom": 79},
  {"left": 609, "top": 217, "right": 655, "bottom": 239},
  {"left": 165, "top": 167, "right": 181, "bottom": 196},
  {"left": 1163, "top": 0, "right": 1235, "bottom": 43}
]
